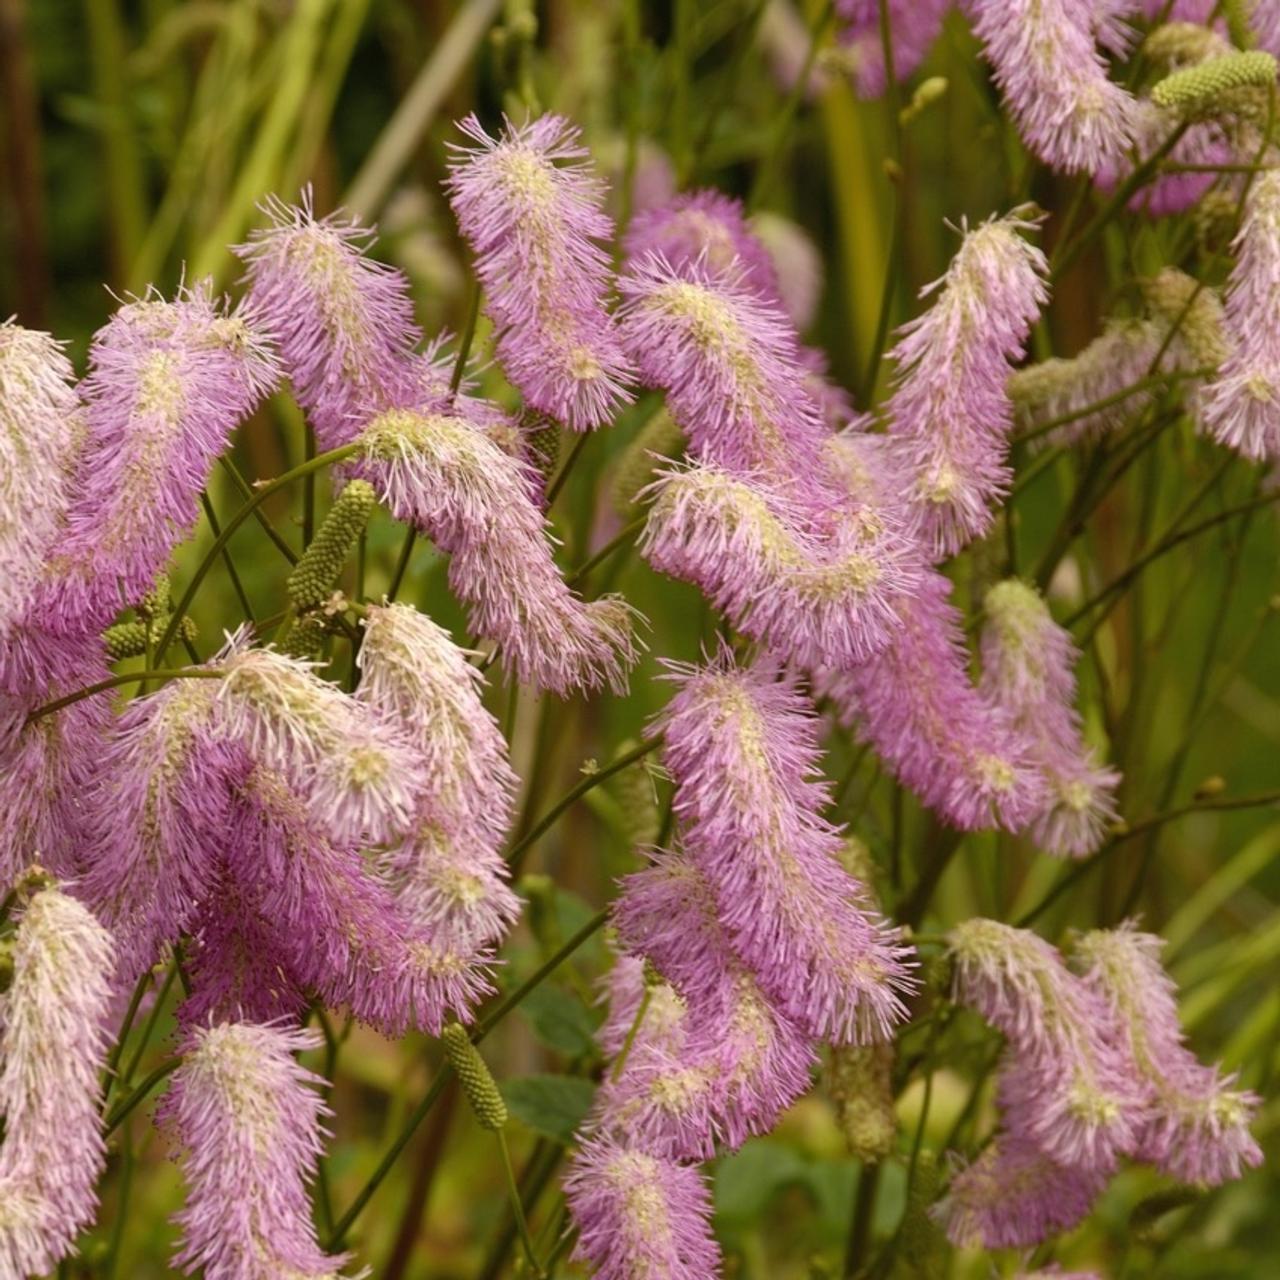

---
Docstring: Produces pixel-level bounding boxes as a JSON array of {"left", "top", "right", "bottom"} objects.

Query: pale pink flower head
[
  {"left": 0, "top": 883, "right": 114, "bottom": 1277},
  {"left": 355, "top": 406, "right": 639, "bottom": 695},
  {"left": 0, "top": 323, "right": 81, "bottom": 637},
  {"left": 1074, "top": 924, "right": 1263, "bottom": 1186},
  {"left": 564, "top": 1138, "right": 721, "bottom": 1280},
  {"left": 932, "top": 1132, "right": 1106, "bottom": 1249},
  {"left": 966, "top": 0, "right": 1137, "bottom": 174},
  {"left": 659, "top": 655, "right": 916, "bottom": 1043},
  {"left": 1200, "top": 169, "right": 1280, "bottom": 461},
  {"left": 161, "top": 1021, "right": 357, "bottom": 1280},
  {"left": 885, "top": 211, "right": 1048, "bottom": 558},
  {"left": 236, "top": 193, "right": 422, "bottom": 450},
  {"left": 445, "top": 114, "right": 634, "bottom": 430},
  {"left": 981, "top": 579, "right": 1120, "bottom": 857},
  {"left": 44, "top": 285, "right": 278, "bottom": 632},
  {"left": 819, "top": 570, "right": 1047, "bottom": 832},
  {"left": 949, "top": 918, "right": 1146, "bottom": 1170}
]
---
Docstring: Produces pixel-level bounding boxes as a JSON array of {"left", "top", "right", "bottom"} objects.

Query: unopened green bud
[
  {"left": 1151, "top": 50, "right": 1277, "bottom": 119},
  {"left": 900, "top": 76, "right": 948, "bottom": 125},
  {"left": 1194, "top": 188, "right": 1241, "bottom": 253},
  {"left": 825, "top": 1043, "right": 896, "bottom": 1161},
  {"left": 138, "top": 574, "right": 171, "bottom": 621},
  {"left": 898, "top": 1150, "right": 947, "bottom": 1275},
  {"left": 611, "top": 408, "right": 685, "bottom": 516},
  {"left": 607, "top": 739, "right": 661, "bottom": 850},
  {"left": 522, "top": 409, "right": 562, "bottom": 488},
  {"left": 279, "top": 615, "right": 329, "bottom": 662},
  {"left": 442, "top": 1022, "right": 508, "bottom": 1130},
  {"left": 287, "top": 480, "right": 376, "bottom": 611},
  {"left": 103, "top": 615, "right": 197, "bottom": 660}
]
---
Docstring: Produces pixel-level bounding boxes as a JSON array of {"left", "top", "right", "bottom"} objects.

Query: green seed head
[
  {"left": 286, "top": 479, "right": 376, "bottom": 610},
  {"left": 442, "top": 1022, "right": 508, "bottom": 1130}
]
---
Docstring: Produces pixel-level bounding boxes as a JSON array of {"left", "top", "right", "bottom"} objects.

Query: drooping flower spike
[
  {"left": 981, "top": 579, "right": 1120, "bottom": 857},
  {"left": 658, "top": 655, "right": 916, "bottom": 1043},
  {"left": 818, "top": 569, "right": 1046, "bottom": 832},
  {"left": 1073, "top": 924, "right": 1263, "bottom": 1186},
  {"left": 0, "top": 883, "right": 115, "bottom": 1278},
  {"left": 640, "top": 459, "right": 921, "bottom": 670},
  {"left": 1200, "top": 168, "right": 1280, "bottom": 461},
  {"left": 445, "top": 113, "right": 634, "bottom": 430},
  {"left": 0, "top": 323, "right": 81, "bottom": 640},
  {"left": 355, "top": 406, "right": 639, "bottom": 695},
  {"left": 564, "top": 1138, "right": 722, "bottom": 1280},
  {"left": 44, "top": 285, "right": 278, "bottom": 632},
  {"left": 883, "top": 211, "right": 1048, "bottom": 558},
  {"left": 357, "top": 603, "right": 520, "bottom": 951},
  {"left": 236, "top": 193, "right": 421, "bottom": 450},
  {"left": 161, "top": 1021, "right": 357, "bottom": 1280},
  {"left": 965, "top": 0, "right": 1137, "bottom": 174},
  {"left": 948, "top": 918, "right": 1146, "bottom": 1171}
]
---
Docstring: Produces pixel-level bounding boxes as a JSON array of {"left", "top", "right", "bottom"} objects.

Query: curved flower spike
[
  {"left": 236, "top": 193, "right": 422, "bottom": 450},
  {"left": 1074, "top": 924, "right": 1263, "bottom": 1186},
  {"left": 45, "top": 285, "right": 278, "bottom": 632},
  {"left": 966, "top": 0, "right": 1137, "bottom": 174},
  {"left": 355, "top": 407, "right": 639, "bottom": 695},
  {"left": 884, "top": 212, "right": 1048, "bottom": 558},
  {"left": 0, "top": 885, "right": 114, "bottom": 1278},
  {"left": 445, "top": 114, "right": 634, "bottom": 430},
  {"left": 161, "top": 1021, "right": 360, "bottom": 1280}
]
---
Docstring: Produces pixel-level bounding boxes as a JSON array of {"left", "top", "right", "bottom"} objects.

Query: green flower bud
[
  {"left": 442, "top": 1022, "right": 508, "bottom": 1130},
  {"left": 286, "top": 480, "right": 376, "bottom": 611},
  {"left": 610, "top": 408, "right": 685, "bottom": 517},
  {"left": 1151, "top": 50, "right": 1277, "bottom": 120},
  {"left": 825, "top": 1043, "right": 896, "bottom": 1161},
  {"left": 1142, "top": 267, "right": 1231, "bottom": 368}
]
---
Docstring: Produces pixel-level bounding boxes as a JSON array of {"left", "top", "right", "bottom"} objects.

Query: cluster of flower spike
[
  {"left": 939, "top": 919, "right": 1261, "bottom": 1248},
  {"left": 566, "top": 655, "right": 916, "bottom": 1279}
]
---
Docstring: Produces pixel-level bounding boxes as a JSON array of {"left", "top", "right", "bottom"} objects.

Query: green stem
[
  {"left": 546, "top": 430, "right": 591, "bottom": 507},
  {"left": 498, "top": 1129, "right": 546, "bottom": 1278},
  {"left": 566, "top": 515, "right": 646, "bottom": 587},
  {"left": 200, "top": 492, "right": 255, "bottom": 623},
  {"left": 104, "top": 1057, "right": 182, "bottom": 1133},
  {"left": 23, "top": 667, "right": 225, "bottom": 726}
]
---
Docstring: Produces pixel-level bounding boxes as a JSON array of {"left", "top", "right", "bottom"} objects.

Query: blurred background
[{"left": 1, "top": 1, "right": 1277, "bottom": 1276}]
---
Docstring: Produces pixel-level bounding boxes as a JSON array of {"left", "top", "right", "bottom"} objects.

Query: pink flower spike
[
  {"left": 236, "top": 193, "right": 422, "bottom": 450},
  {"left": 355, "top": 407, "right": 639, "bottom": 695},
  {"left": 835, "top": 0, "right": 951, "bottom": 99},
  {"left": 1074, "top": 924, "right": 1263, "bottom": 1186},
  {"left": 445, "top": 114, "right": 635, "bottom": 430},
  {"left": 659, "top": 656, "right": 916, "bottom": 1043},
  {"left": 44, "top": 285, "right": 278, "bottom": 632},
  {"left": 884, "top": 211, "right": 1048, "bottom": 558},
  {"left": 564, "top": 1138, "right": 722, "bottom": 1280},
  {"left": 161, "top": 1021, "right": 359, "bottom": 1280},
  {"left": 967, "top": 0, "right": 1137, "bottom": 174},
  {"left": 0, "top": 884, "right": 115, "bottom": 1278},
  {"left": 981, "top": 579, "right": 1120, "bottom": 857},
  {"left": 1201, "top": 169, "right": 1280, "bottom": 461}
]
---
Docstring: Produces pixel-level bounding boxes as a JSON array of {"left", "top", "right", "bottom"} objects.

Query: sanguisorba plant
[{"left": 1, "top": 1, "right": 1277, "bottom": 1276}]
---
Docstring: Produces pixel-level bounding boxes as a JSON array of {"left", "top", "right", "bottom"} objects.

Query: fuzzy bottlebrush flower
[
  {"left": 596, "top": 953, "right": 689, "bottom": 1063},
  {"left": 43, "top": 286, "right": 278, "bottom": 632},
  {"left": 1074, "top": 925, "right": 1263, "bottom": 1186},
  {"left": 0, "top": 323, "right": 81, "bottom": 639},
  {"left": 607, "top": 850, "right": 816, "bottom": 1158},
  {"left": 1200, "top": 170, "right": 1280, "bottom": 460},
  {"left": 617, "top": 254, "right": 833, "bottom": 496},
  {"left": 445, "top": 114, "right": 634, "bottom": 431},
  {"left": 980, "top": 580, "right": 1120, "bottom": 857},
  {"left": 658, "top": 658, "right": 915, "bottom": 1043},
  {"left": 79, "top": 671, "right": 236, "bottom": 980},
  {"left": 883, "top": 212, "right": 1047, "bottom": 559},
  {"left": 216, "top": 644, "right": 426, "bottom": 847},
  {"left": 0, "top": 885, "right": 114, "bottom": 1278},
  {"left": 932, "top": 1132, "right": 1107, "bottom": 1249},
  {"left": 965, "top": 0, "right": 1136, "bottom": 174},
  {"left": 354, "top": 407, "right": 638, "bottom": 695},
  {"left": 624, "top": 191, "right": 783, "bottom": 306},
  {"left": 834, "top": 0, "right": 952, "bottom": 99},
  {"left": 236, "top": 195, "right": 421, "bottom": 450},
  {"left": 564, "top": 1138, "right": 721, "bottom": 1280},
  {"left": 357, "top": 604, "right": 520, "bottom": 950},
  {"left": 161, "top": 1022, "right": 357, "bottom": 1280},
  {"left": 949, "top": 919, "right": 1145, "bottom": 1171},
  {"left": 1008, "top": 318, "right": 1163, "bottom": 447},
  {"left": 640, "top": 460, "right": 922, "bottom": 670},
  {"left": 818, "top": 571, "right": 1046, "bottom": 832}
]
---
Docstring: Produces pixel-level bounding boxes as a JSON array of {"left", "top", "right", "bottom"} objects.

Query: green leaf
[
  {"left": 714, "top": 1139, "right": 808, "bottom": 1222},
  {"left": 516, "top": 983, "right": 601, "bottom": 1059},
  {"left": 500, "top": 1075, "right": 596, "bottom": 1143}
]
